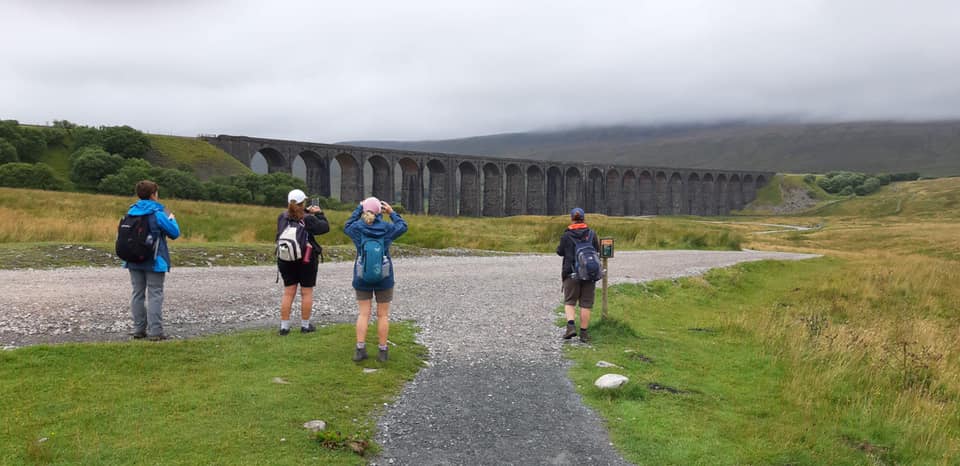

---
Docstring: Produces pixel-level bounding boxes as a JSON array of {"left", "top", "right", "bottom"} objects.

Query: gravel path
[{"left": 0, "top": 250, "right": 817, "bottom": 464}]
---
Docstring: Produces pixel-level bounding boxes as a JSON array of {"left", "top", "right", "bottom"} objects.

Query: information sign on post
[
  {"left": 600, "top": 238, "right": 614, "bottom": 258},
  {"left": 600, "top": 237, "right": 614, "bottom": 319}
]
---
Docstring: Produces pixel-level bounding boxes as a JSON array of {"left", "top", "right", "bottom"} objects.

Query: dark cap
[{"left": 570, "top": 207, "right": 585, "bottom": 220}]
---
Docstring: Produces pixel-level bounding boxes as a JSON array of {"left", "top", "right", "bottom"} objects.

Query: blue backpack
[
  {"left": 358, "top": 235, "right": 390, "bottom": 284},
  {"left": 573, "top": 231, "right": 603, "bottom": 281}
]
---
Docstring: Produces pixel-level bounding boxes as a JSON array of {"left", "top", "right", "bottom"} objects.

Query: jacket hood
[
  {"left": 128, "top": 199, "right": 163, "bottom": 216},
  {"left": 357, "top": 216, "right": 390, "bottom": 238},
  {"left": 566, "top": 224, "right": 591, "bottom": 240}
]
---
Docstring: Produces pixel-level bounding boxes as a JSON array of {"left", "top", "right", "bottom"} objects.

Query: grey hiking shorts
[{"left": 356, "top": 287, "right": 394, "bottom": 303}]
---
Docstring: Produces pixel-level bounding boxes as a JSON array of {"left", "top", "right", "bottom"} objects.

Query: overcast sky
[{"left": 2, "top": 0, "right": 959, "bottom": 142}]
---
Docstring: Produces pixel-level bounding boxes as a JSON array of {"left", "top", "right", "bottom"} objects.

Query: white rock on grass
[
  {"left": 363, "top": 368, "right": 379, "bottom": 374},
  {"left": 594, "top": 374, "right": 629, "bottom": 389},
  {"left": 595, "top": 361, "right": 619, "bottom": 368},
  {"left": 303, "top": 420, "right": 326, "bottom": 432},
  {"left": 272, "top": 377, "right": 290, "bottom": 384}
]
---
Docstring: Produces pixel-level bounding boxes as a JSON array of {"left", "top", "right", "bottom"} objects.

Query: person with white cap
[
  {"left": 344, "top": 196, "right": 407, "bottom": 362},
  {"left": 275, "top": 189, "right": 329, "bottom": 335}
]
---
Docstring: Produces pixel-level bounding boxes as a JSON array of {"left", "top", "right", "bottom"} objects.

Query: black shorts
[{"left": 278, "top": 259, "right": 319, "bottom": 287}]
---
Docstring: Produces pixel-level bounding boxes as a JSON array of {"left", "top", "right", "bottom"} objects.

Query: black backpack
[{"left": 116, "top": 214, "right": 156, "bottom": 263}]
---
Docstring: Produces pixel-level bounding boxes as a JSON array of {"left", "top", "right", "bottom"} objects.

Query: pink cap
[{"left": 362, "top": 197, "right": 382, "bottom": 214}]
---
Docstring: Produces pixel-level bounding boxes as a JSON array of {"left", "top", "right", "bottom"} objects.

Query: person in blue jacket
[
  {"left": 124, "top": 180, "right": 181, "bottom": 341},
  {"left": 344, "top": 196, "right": 407, "bottom": 362}
]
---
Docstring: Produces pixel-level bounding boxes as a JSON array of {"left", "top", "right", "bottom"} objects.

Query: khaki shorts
[
  {"left": 356, "top": 288, "right": 394, "bottom": 303},
  {"left": 563, "top": 278, "right": 596, "bottom": 308}
]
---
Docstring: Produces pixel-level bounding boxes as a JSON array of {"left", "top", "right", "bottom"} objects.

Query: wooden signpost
[{"left": 600, "top": 237, "right": 615, "bottom": 319}]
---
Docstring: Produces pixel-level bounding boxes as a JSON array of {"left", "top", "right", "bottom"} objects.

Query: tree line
[
  {"left": 0, "top": 120, "right": 350, "bottom": 207},
  {"left": 804, "top": 171, "right": 921, "bottom": 197}
]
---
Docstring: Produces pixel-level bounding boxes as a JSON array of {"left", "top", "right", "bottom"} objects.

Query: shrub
[
  {"left": 891, "top": 172, "right": 920, "bottom": 182},
  {"left": 0, "top": 120, "right": 46, "bottom": 163},
  {"left": 854, "top": 177, "right": 882, "bottom": 196},
  {"left": 0, "top": 138, "right": 17, "bottom": 164},
  {"left": 150, "top": 167, "right": 206, "bottom": 200},
  {"left": 0, "top": 163, "right": 66, "bottom": 190},
  {"left": 97, "top": 159, "right": 154, "bottom": 195},
  {"left": 203, "top": 181, "right": 252, "bottom": 204},
  {"left": 16, "top": 129, "right": 47, "bottom": 163},
  {"left": 818, "top": 171, "right": 891, "bottom": 196},
  {"left": 52, "top": 120, "right": 77, "bottom": 130},
  {"left": 230, "top": 172, "right": 306, "bottom": 206},
  {"left": 70, "top": 147, "right": 124, "bottom": 191},
  {"left": 71, "top": 126, "right": 103, "bottom": 149},
  {"left": 802, "top": 174, "right": 816, "bottom": 184},
  {"left": 101, "top": 125, "right": 151, "bottom": 158},
  {"left": 314, "top": 195, "right": 356, "bottom": 211}
]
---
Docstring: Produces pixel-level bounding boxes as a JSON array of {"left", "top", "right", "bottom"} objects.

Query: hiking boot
[
  {"left": 378, "top": 348, "right": 388, "bottom": 362},
  {"left": 278, "top": 328, "right": 290, "bottom": 336},
  {"left": 130, "top": 331, "right": 147, "bottom": 340},
  {"left": 353, "top": 347, "right": 368, "bottom": 362},
  {"left": 579, "top": 329, "right": 591, "bottom": 344},
  {"left": 562, "top": 323, "right": 578, "bottom": 339},
  {"left": 300, "top": 323, "right": 316, "bottom": 334},
  {"left": 147, "top": 334, "right": 169, "bottom": 342}
]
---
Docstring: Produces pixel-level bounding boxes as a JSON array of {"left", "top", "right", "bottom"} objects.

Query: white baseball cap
[{"left": 287, "top": 189, "right": 307, "bottom": 204}]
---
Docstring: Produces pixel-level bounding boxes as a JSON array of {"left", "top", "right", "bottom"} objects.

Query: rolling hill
[{"left": 342, "top": 120, "right": 960, "bottom": 176}]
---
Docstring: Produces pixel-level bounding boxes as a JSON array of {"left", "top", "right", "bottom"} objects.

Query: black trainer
[
  {"left": 147, "top": 334, "right": 169, "bottom": 342},
  {"left": 378, "top": 348, "right": 388, "bottom": 362},
  {"left": 278, "top": 328, "right": 290, "bottom": 336},
  {"left": 300, "top": 323, "right": 316, "bottom": 334},
  {"left": 353, "top": 347, "right": 368, "bottom": 362},
  {"left": 563, "top": 323, "right": 578, "bottom": 339},
  {"left": 131, "top": 331, "right": 147, "bottom": 340},
  {"left": 579, "top": 329, "right": 591, "bottom": 343}
]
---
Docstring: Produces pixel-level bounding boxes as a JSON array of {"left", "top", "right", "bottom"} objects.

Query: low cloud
[{"left": 2, "top": 0, "right": 959, "bottom": 141}]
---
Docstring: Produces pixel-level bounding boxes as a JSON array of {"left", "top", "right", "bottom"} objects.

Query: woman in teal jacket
[
  {"left": 344, "top": 197, "right": 407, "bottom": 362},
  {"left": 123, "top": 180, "right": 181, "bottom": 341}
]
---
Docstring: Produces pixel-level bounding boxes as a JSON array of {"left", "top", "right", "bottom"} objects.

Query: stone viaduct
[{"left": 203, "top": 134, "right": 773, "bottom": 217}]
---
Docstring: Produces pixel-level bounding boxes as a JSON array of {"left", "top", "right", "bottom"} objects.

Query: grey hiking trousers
[{"left": 129, "top": 269, "right": 166, "bottom": 337}]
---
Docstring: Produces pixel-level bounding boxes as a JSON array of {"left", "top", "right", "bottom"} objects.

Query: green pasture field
[{"left": 1, "top": 325, "right": 426, "bottom": 465}]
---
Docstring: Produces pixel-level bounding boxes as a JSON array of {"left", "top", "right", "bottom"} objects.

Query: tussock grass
[
  {"left": 567, "top": 176, "right": 960, "bottom": 464},
  {"left": 0, "top": 187, "right": 741, "bottom": 253},
  {"left": 571, "top": 259, "right": 959, "bottom": 464}
]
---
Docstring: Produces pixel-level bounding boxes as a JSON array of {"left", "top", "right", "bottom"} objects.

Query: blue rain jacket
[
  {"left": 344, "top": 204, "right": 407, "bottom": 290},
  {"left": 123, "top": 199, "right": 181, "bottom": 273}
]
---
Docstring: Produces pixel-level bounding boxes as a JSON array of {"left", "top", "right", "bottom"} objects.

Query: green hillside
[
  {"left": 740, "top": 174, "right": 838, "bottom": 215},
  {"left": 146, "top": 134, "right": 250, "bottom": 180}
]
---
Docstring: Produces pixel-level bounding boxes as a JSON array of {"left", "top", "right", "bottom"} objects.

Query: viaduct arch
[{"left": 204, "top": 135, "right": 773, "bottom": 217}]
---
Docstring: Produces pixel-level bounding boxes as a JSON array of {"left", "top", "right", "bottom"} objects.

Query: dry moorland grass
[{"left": 736, "top": 178, "right": 960, "bottom": 460}]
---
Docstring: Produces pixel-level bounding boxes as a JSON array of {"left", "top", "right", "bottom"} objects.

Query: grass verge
[
  {"left": 566, "top": 259, "right": 958, "bottom": 465},
  {"left": 0, "top": 324, "right": 425, "bottom": 465}
]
